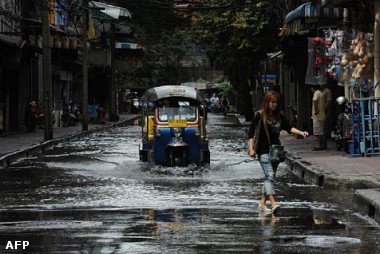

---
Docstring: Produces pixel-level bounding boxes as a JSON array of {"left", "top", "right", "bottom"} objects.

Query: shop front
[{"left": 281, "top": 0, "right": 378, "bottom": 156}]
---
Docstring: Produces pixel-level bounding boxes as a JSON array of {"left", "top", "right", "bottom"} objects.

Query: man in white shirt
[
  {"left": 311, "top": 85, "right": 326, "bottom": 151},
  {"left": 321, "top": 83, "right": 332, "bottom": 149}
]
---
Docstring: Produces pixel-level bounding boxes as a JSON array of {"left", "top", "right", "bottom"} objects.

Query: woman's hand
[
  {"left": 291, "top": 128, "right": 309, "bottom": 138},
  {"left": 247, "top": 138, "right": 256, "bottom": 157},
  {"left": 248, "top": 148, "right": 256, "bottom": 158}
]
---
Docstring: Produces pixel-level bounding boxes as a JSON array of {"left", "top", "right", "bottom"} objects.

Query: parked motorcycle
[
  {"left": 61, "top": 102, "right": 81, "bottom": 127},
  {"left": 37, "top": 108, "right": 56, "bottom": 129},
  {"left": 130, "top": 98, "right": 140, "bottom": 113},
  {"left": 331, "top": 96, "right": 352, "bottom": 152}
]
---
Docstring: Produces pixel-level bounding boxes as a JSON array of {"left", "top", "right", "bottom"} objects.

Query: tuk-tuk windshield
[{"left": 157, "top": 100, "right": 197, "bottom": 122}]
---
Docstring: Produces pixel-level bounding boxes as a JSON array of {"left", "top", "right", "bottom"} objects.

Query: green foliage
[
  {"left": 184, "top": 0, "right": 291, "bottom": 117},
  {"left": 105, "top": 0, "right": 289, "bottom": 89},
  {"left": 218, "top": 82, "right": 236, "bottom": 99},
  {"left": 107, "top": 0, "right": 193, "bottom": 84},
  {"left": 190, "top": 0, "right": 280, "bottom": 76}
]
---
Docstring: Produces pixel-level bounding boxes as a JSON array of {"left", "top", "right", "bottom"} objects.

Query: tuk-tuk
[{"left": 139, "top": 85, "right": 210, "bottom": 167}]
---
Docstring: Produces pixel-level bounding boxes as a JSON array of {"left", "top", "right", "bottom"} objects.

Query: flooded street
[{"left": 0, "top": 114, "right": 379, "bottom": 253}]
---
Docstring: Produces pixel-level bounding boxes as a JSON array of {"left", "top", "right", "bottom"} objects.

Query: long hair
[{"left": 259, "top": 91, "right": 281, "bottom": 128}]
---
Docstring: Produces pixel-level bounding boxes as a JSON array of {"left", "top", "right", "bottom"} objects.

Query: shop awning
[
  {"left": 0, "top": 34, "right": 23, "bottom": 67},
  {"left": 280, "top": 1, "right": 343, "bottom": 37},
  {"left": 0, "top": 34, "right": 20, "bottom": 47},
  {"left": 284, "top": 1, "right": 342, "bottom": 24},
  {"left": 321, "top": 0, "right": 356, "bottom": 7},
  {"left": 89, "top": 1, "right": 131, "bottom": 20}
]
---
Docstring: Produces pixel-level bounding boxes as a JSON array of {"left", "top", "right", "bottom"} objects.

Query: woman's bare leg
[
  {"left": 268, "top": 194, "right": 277, "bottom": 208},
  {"left": 260, "top": 195, "right": 270, "bottom": 209}
]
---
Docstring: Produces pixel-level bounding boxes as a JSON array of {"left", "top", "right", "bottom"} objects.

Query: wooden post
[
  {"left": 41, "top": 0, "right": 53, "bottom": 140},
  {"left": 82, "top": 1, "right": 89, "bottom": 131},
  {"left": 375, "top": 0, "right": 380, "bottom": 98},
  {"left": 109, "top": 22, "right": 118, "bottom": 121},
  {"left": 343, "top": 8, "right": 351, "bottom": 101}
]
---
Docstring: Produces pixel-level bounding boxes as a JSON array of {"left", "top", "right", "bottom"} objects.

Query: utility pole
[
  {"left": 343, "top": 8, "right": 351, "bottom": 100},
  {"left": 109, "top": 21, "right": 118, "bottom": 121},
  {"left": 41, "top": 0, "right": 53, "bottom": 140},
  {"left": 82, "top": 0, "right": 89, "bottom": 131},
  {"left": 375, "top": 0, "right": 380, "bottom": 98}
]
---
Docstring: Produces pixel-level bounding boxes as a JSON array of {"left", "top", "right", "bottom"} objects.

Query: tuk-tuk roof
[{"left": 142, "top": 85, "right": 205, "bottom": 103}]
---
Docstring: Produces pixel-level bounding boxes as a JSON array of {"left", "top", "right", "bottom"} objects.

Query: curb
[
  {"left": 0, "top": 116, "right": 140, "bottom": 169},
  {"left": 285, "top": 154, "right": 380, "bottom": 190},
  {"left": 354, "top": 189, "right": 380, "bottom": 223},
  {"left": 235, "top": 114, "right": 380, "bottom": 224},
  {"left": 285, "top": 153, "right": 380, "bottom": 224}
]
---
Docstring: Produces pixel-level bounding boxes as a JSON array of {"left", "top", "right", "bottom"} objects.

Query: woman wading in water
[{"left": 247, "top": 91, "right": 309, "bottom": 212}]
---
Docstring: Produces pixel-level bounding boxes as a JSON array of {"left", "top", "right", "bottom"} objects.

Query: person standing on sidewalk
[
  {"left": 310, "top": 85, "right": 326, "bottom": 150},
  {"left": 321, "top": 83, "right": 332, "bottom": 149},
  {"left": 247, "top": 91, "right": 309, "bottom": 213}
]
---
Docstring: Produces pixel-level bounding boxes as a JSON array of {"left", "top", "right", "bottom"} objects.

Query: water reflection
[
  {"left": 258, "top": 212, "right": 277, "bottom": 254},
  {"left": 0, "top": 122, "right": 378, "bottom": 253}
]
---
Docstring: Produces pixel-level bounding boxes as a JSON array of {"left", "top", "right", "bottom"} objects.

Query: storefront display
[{"left": 305, "top": 29, "right": 374, "bottom": 88}]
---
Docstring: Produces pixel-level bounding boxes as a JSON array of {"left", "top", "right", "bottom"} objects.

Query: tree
[
  {"left": 106, "top": 0, "right": 193, "bottom": 84},
  {"left": 188, "top": 0, "right": 288, "bottom": 119}
]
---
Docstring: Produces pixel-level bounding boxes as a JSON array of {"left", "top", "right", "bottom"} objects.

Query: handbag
[
  {"left": 269, "top": 144, "right": 286, "bottom": 163},
  {"left": 262, "top": 118, "right": 286, "bottom": 163}
]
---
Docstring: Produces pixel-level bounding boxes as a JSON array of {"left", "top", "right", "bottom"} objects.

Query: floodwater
[{"left": 0, "top": 114, "right": 379, "bottom": 253}]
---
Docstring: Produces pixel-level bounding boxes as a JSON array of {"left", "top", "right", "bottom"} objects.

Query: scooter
[
  {"left": 61, "top": 103, "right": 81, "bottom": 127},
  {"left": 331, "top": 96, "right": 352, "bottom": 152},
  {"left": 37, "top": 109, "right": 56, "bottom": 129},
  {"left": 130, "top": 98, "right": 140, "bottom": 113}
]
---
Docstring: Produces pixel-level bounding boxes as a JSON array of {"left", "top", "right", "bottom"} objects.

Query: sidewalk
[
  {"left": 237, "top": 115, "right": 380, "bottom": 224},
  {"left": 0, "top": 114, "right": 140, "bottom": 168}
]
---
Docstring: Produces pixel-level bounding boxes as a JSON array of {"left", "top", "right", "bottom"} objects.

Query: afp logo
[{"left": 5, "top": 241, "right": 29, "bottom": 250}]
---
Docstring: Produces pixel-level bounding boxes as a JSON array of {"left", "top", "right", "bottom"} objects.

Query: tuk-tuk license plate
[{"left": 168, "top": 119, "right": 187, "bottom": 127}]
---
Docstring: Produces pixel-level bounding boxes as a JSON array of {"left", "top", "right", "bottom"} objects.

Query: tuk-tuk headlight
[{"left": 173, "top": 127, "right": 182, "bottom": 137}]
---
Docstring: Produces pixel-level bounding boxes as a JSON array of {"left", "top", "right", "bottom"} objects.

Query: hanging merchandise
[
  {"left": 324, "top": 29, "right": 336, "bottom": 79},
  {"left": 338, "top": 31, "right": 374, "bottom": 88},
  {"left": 336, "top": 30, "right": 377, "bottom": 157},
  {"left": 305, "top": 37, "right": 327, "bottom": 85},
  {"left": 331, "top": 30, "right": 348, "bottom": 82}
]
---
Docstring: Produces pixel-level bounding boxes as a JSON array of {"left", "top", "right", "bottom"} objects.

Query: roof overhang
[
  {"left": 280, "top": 1, "right": 343, "bottom": 37},
  {"left": 0, "top": 34, "right": 20, "bottom": 47},
  {"left": 321, "top": 0, "right": 356, "bottom": 7},
  {"left": 284, "top": 1, "right": 343, "bottom": 24},
  {"left": 90, "top": 1, "right": 132, "bottom": 20}
]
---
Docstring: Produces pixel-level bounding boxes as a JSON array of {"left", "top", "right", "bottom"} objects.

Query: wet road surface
[{"left": 0, "top": 114, "right": 379, "bottom": 253}]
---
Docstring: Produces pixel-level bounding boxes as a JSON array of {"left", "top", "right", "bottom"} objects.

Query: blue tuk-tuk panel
[{"left": 139, "top": 85, "right": 210, "bottom": 167}]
